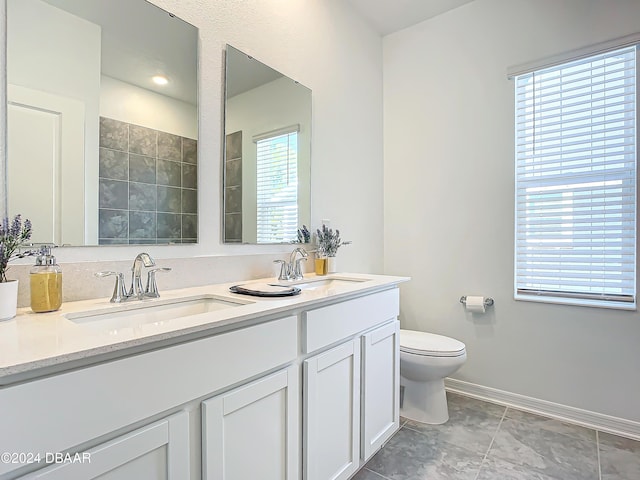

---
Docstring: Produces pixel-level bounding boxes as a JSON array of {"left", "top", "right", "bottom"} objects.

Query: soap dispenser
[{"left": 30, "top": 245, "right": 62, "bottom": 313}]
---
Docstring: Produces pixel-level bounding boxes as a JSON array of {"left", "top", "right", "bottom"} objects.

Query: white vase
[
  {"left": 327, "top": 256, "right": 338, "bottom": 273},
  {"left": 0, "top": 279, "right": 19, "bottom": 321}
]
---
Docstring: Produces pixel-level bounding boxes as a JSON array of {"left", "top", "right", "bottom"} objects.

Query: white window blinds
[
  {"left": 515, "top": 46, "right": 637, "bottom": 307},
  {"left": 255, "top": 129, "right": 299, "bottom": 243}
]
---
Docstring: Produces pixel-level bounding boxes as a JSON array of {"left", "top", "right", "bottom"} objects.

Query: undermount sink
[
  {"left": 66, "top": 295, "right": 251, "bottom": 333},
  {"left": 272, "top": 277, "right": 368, "bottom": 291}
]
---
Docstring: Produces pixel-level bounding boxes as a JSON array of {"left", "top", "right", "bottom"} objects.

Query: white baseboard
[{"left": 445, "top": 378, "right": 640, "bottom": 441}]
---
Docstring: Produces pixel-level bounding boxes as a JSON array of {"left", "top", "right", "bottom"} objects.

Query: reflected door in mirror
[{"left": 8, "top": 85, "right": 85, "bottom": 245}]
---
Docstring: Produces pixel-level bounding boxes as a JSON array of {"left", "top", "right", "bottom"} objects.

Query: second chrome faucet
[
  {"left": 96, "top": 252, "right": 171, "bottom": 303},
  {"left": 274, "top": 247, "right": 308, "bottom": 281}
]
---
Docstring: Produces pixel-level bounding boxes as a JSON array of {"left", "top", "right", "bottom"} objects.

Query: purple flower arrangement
[
  {"left": 297, "top": 225, "right": 311, "bottom": 243},
  {"left": 315, "top": 224, "right": 351, "bottom": 257},
  {"left": 0, "top": 214, "right": 33, "bottom": 283}
]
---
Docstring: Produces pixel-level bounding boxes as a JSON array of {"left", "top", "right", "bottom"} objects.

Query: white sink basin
[
  {"left": 66, "top": 295, "right": 251, "bottom": 333},
  {"left": 273, "top": 277, "right": 368, "bottom": 291}
]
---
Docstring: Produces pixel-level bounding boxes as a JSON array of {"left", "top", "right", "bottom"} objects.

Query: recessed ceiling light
[{"left": 152, "top": 75, "right": 169, "bottom": 86}]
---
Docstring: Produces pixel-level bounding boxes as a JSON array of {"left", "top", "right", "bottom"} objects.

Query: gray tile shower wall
[
  {"left": 224, "top": 130, "right": 243, "bottom": 243},
  {"left": 98, "top": 117, "right": 198, "bottom": 244}
]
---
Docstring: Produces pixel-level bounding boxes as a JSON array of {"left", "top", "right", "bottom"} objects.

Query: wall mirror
[
  {"left": 223, "top": 45, "right": 311, "bottom": 244},
  {"left": 6, "top": 0, "right": 198, "bottom": 246}
]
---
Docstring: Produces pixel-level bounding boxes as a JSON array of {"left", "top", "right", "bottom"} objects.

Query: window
[
  {"left": 255, "top": 128, "right": 299, "bottom": 243},
  {"left": 514, "top": 45, "right": 637, "bottom": 308}
]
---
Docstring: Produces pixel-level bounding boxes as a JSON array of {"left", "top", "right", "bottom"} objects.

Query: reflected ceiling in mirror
[
  {"left": 223, "top": 45, "right": 311, "bottom": 244},
  {"left": 6, "top": 0, "right": 198, "bottom": 246}
]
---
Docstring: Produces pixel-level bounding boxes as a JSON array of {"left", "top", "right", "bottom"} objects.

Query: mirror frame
[{"left": 1, "top": 0, "right": 8, "bottom": 220}]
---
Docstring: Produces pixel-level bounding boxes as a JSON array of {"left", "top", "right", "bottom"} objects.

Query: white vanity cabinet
[
  {"left": 1, "top": 279, "right": 404, "bottom": 480},
  {"left": 1, "top": 316, "right": 298, "bottom": 479},
  {"left": 202, "top": 366, "right": 299, "bottom": 480},
  {"left": 302, "top": 289, "right": 400, "bottom": 480}
]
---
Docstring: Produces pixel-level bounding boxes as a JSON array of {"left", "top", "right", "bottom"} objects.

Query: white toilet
[{"left": 399, "top": 329, "right": 466, "bottom": 425}]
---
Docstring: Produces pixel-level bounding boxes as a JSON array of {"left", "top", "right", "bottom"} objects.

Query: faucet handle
[
  {"left": 145, "top": 267, "right": 172, "bottom": 298},
  {"left": 293, "top": 257, "right": 308, "bottom": 280},
  {"left": 273, "top": 260, "right": 290, "bottom": 281},
  {"left": 95, "top": 271, "right": 127, "bottom": 303}
]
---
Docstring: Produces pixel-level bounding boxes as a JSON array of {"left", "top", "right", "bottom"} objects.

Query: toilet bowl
[{"left": 400, "top": 329, "right": 466, "bottom": 425}]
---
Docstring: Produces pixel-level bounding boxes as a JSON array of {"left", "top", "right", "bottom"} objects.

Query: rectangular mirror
[
  {"left": 223, "top": 45, "right": 311, "bottom": 244},
  {"left": 6, "top": 0, "right": 198, "bottom": 246}
]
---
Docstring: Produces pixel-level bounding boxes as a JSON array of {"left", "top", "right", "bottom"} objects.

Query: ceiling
[
  {"left": 34, "top": 0, "right": 474, "bottom": 105},
  {"left": 225, "top": 46, "right": 284, "bottom": 99},
  {"left": 42, "top": 0, "right": 198, "bottom": 105},
  {"left": 345, "top": 0, "right": 475, "bottom": 35}
]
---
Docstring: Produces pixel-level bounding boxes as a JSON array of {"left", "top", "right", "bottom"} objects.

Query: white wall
[
  {"left": 383, "top": 0, "right": 640, "bottom": 422},
  {"left": 226, "top": 76, "right": 312, "bottom": 243},
  {"left": 137, "top": 0, "right": 382, "bottom": 269},
  {"left": 100, "top": 75, "right": 197, "bottom": 139},
  {"left": 2, "top": 0, "right": 383, "bottom": 290}
]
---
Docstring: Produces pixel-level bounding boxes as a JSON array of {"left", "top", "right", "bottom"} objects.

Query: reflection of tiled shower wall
[
  {"left": 224, "top": 130, "right": 242, "bottom": 242},
  {"left": 98, "top": 117, "right": 198, "bottom": 244}
]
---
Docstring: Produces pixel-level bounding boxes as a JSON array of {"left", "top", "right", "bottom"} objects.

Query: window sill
[{"left": 514, "top": 293, "right": 636, "bottom": 311}]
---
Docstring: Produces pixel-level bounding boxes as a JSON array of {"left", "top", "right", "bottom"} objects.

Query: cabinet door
[
  {"left": 202, "top": 366, "right": 299, "bottom": 480},
  {"left": 19, "top": 411, "right": 189, "bottom": 479},
  {"left": 361, "top": 321, "right": 400, "bottom": 461},
  {"left": 304, "top": 339, "right": 360, "bottom": 480}
]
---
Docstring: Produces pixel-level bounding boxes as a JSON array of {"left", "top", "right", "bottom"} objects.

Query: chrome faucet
[
  {"left": 129, "top": 252, "right": 156, "bottom": 299},
  {"left": 290, "top": 247, "right": 308, "bottom": 280},
  {"left": 274, "top": 247, "right": 308, "bottom": 281},
  {"left": 96, "top": 253, "right": 172, "bottom": 303}
]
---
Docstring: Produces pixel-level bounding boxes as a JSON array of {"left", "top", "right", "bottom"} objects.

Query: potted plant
[
  {"left": 315, "top": 224, "right": 351, "bottom": 273},
  {"left": 0, "top": 215, "right": 33, "bottom": 320},
  {"left": 296, "top": 225, "right": 311, "bottom": 244}
]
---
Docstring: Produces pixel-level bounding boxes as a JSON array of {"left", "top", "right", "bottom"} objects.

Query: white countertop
[{"left": 0, "top": 273, "right": 408, "bottom": 385}]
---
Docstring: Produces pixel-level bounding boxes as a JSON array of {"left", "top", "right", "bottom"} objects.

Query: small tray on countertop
[{"left": 229, "top": 282, "right": 301, "bottom": 297}]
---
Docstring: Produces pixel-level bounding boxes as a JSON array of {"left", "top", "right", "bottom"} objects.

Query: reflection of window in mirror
[{"left": 255, "top": 126, "right": 299, "bottom": 243}]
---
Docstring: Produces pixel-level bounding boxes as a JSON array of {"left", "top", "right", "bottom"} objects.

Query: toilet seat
[{"left": 400, "top": 329, "right": 466, "bottom": 357}]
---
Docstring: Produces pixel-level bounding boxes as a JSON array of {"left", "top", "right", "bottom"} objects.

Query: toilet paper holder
[{"left": 459, "top": 296, "right": 494, "bottom": 307}]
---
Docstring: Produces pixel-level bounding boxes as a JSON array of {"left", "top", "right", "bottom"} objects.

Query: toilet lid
[{"left": 400, "top": 329, "right": 466, "bottom": 357}]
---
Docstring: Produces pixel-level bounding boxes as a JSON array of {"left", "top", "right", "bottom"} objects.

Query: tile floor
[{"left": 354, "top": 392, "right": 640, "bottom": 480}]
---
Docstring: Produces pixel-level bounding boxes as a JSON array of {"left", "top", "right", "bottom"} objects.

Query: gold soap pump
[{"left": 30, "top": 245, "right": 62, "bottom": 313}]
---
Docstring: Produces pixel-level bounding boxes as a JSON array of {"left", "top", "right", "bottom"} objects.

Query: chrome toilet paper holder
[{"left": 459, "top": 296, "right": 494, "bottom": 307}]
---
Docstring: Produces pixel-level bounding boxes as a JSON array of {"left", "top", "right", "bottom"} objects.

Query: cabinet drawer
[
  {"left": 0, "top": 316, "right": 297, "bottom": 476},
  {"left": 302, "top": 289, "right": 399, "bottom": 354}
]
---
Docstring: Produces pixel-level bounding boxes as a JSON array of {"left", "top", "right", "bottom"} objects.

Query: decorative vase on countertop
[
  {"left": 0, "top": 279, "right": 19, "bottom": 321},
  {"left": 315, "top": 257, "right": 328, "bottom": 275},
  {"left": 327, "top": 256, "right": 337, "bottom": 273},
  {"left": 314, "top": 224, "right": 350, "bottom": 275}
]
